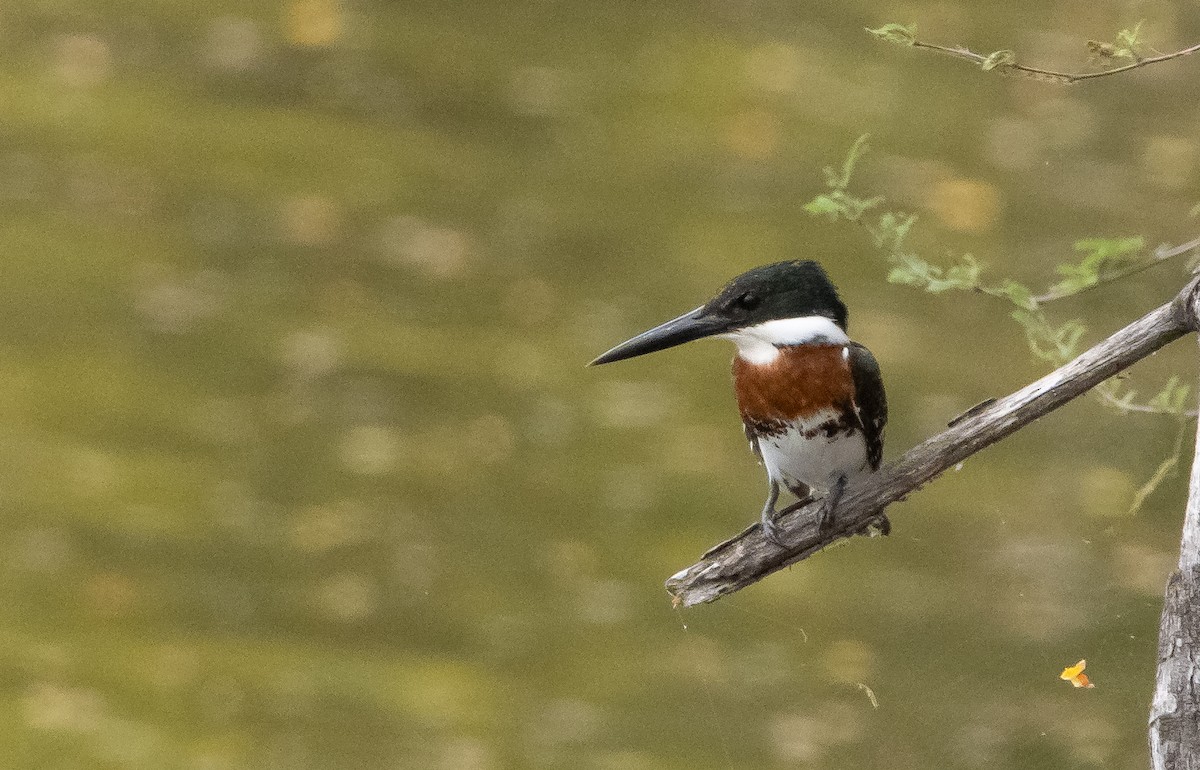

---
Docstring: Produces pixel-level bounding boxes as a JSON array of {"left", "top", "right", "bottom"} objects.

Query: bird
[{"left": 590, "top": 260, "right": 887, "bottom": 548}]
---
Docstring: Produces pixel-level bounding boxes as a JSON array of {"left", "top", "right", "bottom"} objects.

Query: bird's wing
[
  {"left": 743, "top": 421, "right": 763, "bottom": 458},
  {"left": 848, "top": 343, "right": 887, "bottom": 470}
]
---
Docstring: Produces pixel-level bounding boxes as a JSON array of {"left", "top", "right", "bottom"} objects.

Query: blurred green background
[{"left": 1, "top": 0, "right": 1198, "bottom": 767}]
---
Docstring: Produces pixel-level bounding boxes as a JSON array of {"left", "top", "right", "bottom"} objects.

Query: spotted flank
[{"left": 757, "top": 411, "right": 870, "bottom": 495}]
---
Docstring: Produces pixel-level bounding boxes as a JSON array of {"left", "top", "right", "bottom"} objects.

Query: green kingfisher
[{"left": 590, "top": 260, "right": 887, "bottom": 547}]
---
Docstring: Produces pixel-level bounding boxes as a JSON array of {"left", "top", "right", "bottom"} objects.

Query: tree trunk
[{"left": 1149, "top": 331, "right": 1200, "bottom": 769}]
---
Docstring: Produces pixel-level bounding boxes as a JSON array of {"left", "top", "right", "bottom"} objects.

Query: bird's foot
[
  {"left": 815, "top": 475, "right": 847, "bottom": 534},
  {"left": 706, "top": 510, "right": 797, "bottom": 555},
  {"left": 760, "top": 492, "right": 818, "bottom": 549},
  {"left": 761, "top": 513, "right": 788, "bottom": 549}
]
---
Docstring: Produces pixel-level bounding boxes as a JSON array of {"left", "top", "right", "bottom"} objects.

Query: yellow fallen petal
[
  {"left": 1060, "top": 659, "right": 1087, "bottom": 680},
  {"left": 1072, "top": 672, "right": 1095, "bottom": 689}
]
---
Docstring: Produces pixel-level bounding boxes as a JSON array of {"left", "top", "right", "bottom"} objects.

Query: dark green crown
[{"left": 702, "top": 260, "right": 848, "bottom": 330}]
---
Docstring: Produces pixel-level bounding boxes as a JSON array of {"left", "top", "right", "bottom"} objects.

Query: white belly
[{"left": 757, "top": 410, "right": 869, "bottom": 494}]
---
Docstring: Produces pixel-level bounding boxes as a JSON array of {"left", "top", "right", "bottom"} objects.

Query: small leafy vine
[
  {"left": 865, "top": 21, "right": 1200, "bottom": 84},
  {"left": 804, "top": 135, "right": 1200, "bottom": 510}
]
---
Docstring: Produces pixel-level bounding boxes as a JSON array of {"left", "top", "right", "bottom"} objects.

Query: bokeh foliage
[{"left": 0, "top": 1, "right": 1196, "bottom": 768}]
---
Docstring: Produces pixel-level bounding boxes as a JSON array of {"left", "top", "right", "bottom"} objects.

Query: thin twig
[
  {"left": 1032, "top": 234, "right": 1200, "bottom": 304},
  {"left": 666, "top": 276, "right": 1200, "bottom": 607},
  {"left": 1156, "top": 235, "right": 1200, "bottom": 263},
  {"left": 1096, "top": 383, "right": 1200, "bottom": 418},
  {"left": 1128, "top": 417, "right": 1191, "bottom": 516},
  {"left": 909, "top": 40, "right": 1200, "bottom": 84}
]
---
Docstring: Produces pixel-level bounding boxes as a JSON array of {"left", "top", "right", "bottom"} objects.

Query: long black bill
[{"left": 589, "top": 306, "right": 729, "bottom": 365}]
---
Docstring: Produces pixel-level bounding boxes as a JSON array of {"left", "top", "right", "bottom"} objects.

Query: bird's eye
[{"left": 735, "top": 292, "right": 760, "bottom": 310}]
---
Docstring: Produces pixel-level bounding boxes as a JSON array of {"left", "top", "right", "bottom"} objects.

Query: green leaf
[
  {"left": 1129, "top": 414, "right": 1188, "bottom": 516},
  {"left": 865, "top": 23, "right": 916, "bottom": 47},
  {"left": 1147, "top": 376, "right": 1191, "bottom": 413},
  {"left": 1045, "top": 236, "right": 1145, "bottom": 298},
  {"left": 1010, "top": 309, "right": 1084, "bottom": 364},
  {"left": 1128, "top": 452, "right": 1179, "bottom": 515},
  {"left": 804, "top": 190, "right": 882, "bottom": 224},
  {"left": 887, "top": 265, "right": 924, "bottom": 286},
  {"left": 1073, "top": 236, "right": 1144, "bottom": 267},
  {"left": 887, "top": 254, "right": 934, "bottom": 286},
  {"left": 823, "top": 134, "right": 872, "bottom": 191},
  {"left": 872, "top": 212, "right": 917, "bottom": 251},
  {"left": 846, "top": 195, "right": 884, "bottom": 219},
  {"left": 994, "top": 279, "right": 1036, "bottom": 311},
  {"left": 1089, "top": 22, "right": 1144, "bottom": 62},
  {"left": 1002, "top": 281, "right": 1035, "bottom": 310},
  {"left": 1114, "top": 21, "right": 1144, "bottom": 60},
  {"left": 944, "top": 254, "right": 981, "bottom": 287},
  {"left": 1075, "top": 235, "right": 1143, "bottom": 254},
  {"left": 1011, "top": 309, "right": 1053, "bottom": 362},
  {"left": 1112, "top": 389, "right": 1139, "bottom": 411},
  {"left": 1116, "top": 22, "right": 1143, "bottom": 48},
  {"left": 803, "top": 195, "right": 844, "bottom": 218},
  {"left": 1056, "top": 320, "right": 1085, "bottom": 356},
  {"left": 1044, "top": 276, "right": 1086, "bottom": 298},
  {"left": 980, "top": 49, "right": 1016, "bottom": 71}
]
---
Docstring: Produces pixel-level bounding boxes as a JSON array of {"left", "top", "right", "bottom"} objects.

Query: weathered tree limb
[
  {"left": 666, "top": 276, "right": 1200, "bottom": 608},
  {"left": 1149, "top": 321, "right": 1200, "bottom": 768}
]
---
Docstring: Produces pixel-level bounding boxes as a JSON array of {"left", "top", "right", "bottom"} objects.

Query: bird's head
[{"left": 590, "top": 260, "right": 849, "bottom": 366}]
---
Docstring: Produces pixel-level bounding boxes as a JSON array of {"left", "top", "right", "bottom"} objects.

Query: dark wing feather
[
  {"left": 848, "top": 343, "right": 887, "bottom": 470},
  {"left": 743, "top": 421, "right": 762, "bottom": 458}
]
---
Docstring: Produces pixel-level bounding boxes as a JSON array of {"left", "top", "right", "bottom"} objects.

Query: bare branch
[
  {"left": 667, "top": 277, "right": 1200, "bottom": 608},
  {"left": 904, "top": 39, "right": 1200, "bottom": 84}
]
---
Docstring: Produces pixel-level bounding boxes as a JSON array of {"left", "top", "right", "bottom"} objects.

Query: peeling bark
[
  {"left": 1149, "top": 323, "right": 1200, "bottom": 769},
  {"left": 1150, "top": 568, "right": 1200, "bottom": 769}
]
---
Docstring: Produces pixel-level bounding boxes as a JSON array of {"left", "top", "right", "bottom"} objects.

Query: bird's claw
[
  {"left": 815, "top": 502, "right": 836, "bottom": 534},
  {"left": 760, "top": 514, "right": 788, "bottom": 549},
  {"left": 815, "top": 475, "right": 847, "bottom": 534}
]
